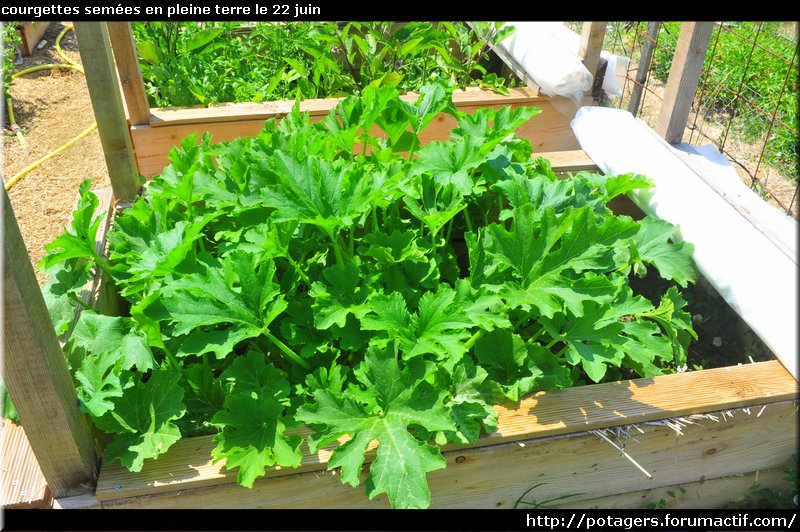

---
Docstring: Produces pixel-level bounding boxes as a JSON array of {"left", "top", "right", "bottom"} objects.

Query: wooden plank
[
  {"left": 628, "top": 22, "right": 661, "bottom": 116},
  {"left": 578, "top": 22, "right": 608, "bottom": 84},
  {"left": 2, "top": 189, "right": 98, "bottom": 499},
  {"left": 552, "top": 467, "right": 792, "bottom": 509},
  {"left": 16, "top": 22, "right": 50, "bottom": 56},
  {"left": 107, "top": 22, "right": 150, "bottom": 126},
  {"left": 74, "top": 22, "right": 140, "bottom": 201},
  {"left": 98, "top": 400, "right": 797, "bottom": 508},
  {"left": 53, "top": 493, "right": 101, "bottom": 509},
  {"left": 655, "top": 22, "right": 714, "bottom": 144},
  {"left": 147, "top": 87, "right": 545, "bottom": 127},
  {"left": 0, "top": 419, "right": 52, "bottom": 508},
  {"left": 96, "top": 360, "right": 796, "bottom": 502},
  {"left": 537, "top": 150, "right": 598, "bottom": 173},
  {"left": 132, "top": 93, "right": 582, "bottom": 177}
]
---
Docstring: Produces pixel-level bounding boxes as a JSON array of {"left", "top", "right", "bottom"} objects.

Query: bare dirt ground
[
  {"left": 3, "top": 21, "right": 111, "bottom": 284},
  {"left": 630, "top": 80, "right": 798, "bottom": 217}
]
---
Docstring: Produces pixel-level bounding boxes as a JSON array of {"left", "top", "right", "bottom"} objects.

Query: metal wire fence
[{"left": 570, "top": 21, "right": 799, "bottom": 218}]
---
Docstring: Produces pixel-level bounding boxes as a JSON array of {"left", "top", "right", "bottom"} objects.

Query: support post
[
  {"left": 1, "top": 189, "right": 98, "bottom": 498},
  {"left": 655, "top": 22, "right": 714, "bottom": 144},
  {"left": 628, "top": 22, "right": 661, "bottom": 116},
  {"left": 107, "top": 22, "right": 151, "bottom": 126},
  {"left": 578, "top": 22, "right": 608, "bottom": 84},
  {"left": 74, "top": 22, "right": 141, "bottom": 202}
]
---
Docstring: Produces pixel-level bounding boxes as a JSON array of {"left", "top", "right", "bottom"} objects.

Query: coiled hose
[{"left": 4, "top": 24, "right": 98, "bottom": 191}]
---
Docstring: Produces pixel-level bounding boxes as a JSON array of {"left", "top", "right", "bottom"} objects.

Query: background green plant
[
  {"left": 649, "top": 21, "right": 798, "bottom": 183},
  {"left": 130, "top": 21, "right": 517, "bottom": 108},
  {"left": 1, "top": 21, "right": 22, "bottom": 98}
]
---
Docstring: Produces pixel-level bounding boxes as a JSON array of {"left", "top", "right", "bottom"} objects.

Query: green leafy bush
[
  {"left": 41, "top": 84, "right": 697, "bottom": 508},
  {"left": 130, "top": 21, "right": 517, "bottom": 108}
]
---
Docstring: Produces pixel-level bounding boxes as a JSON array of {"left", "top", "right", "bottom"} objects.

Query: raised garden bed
[
  {"left": 3, "top": 22, "right": 796, "bottom": 511},
  {"left": 16, "top": 22, "right": 50, "bottom": 56},
  {"left": 57, "top": 89, "right": 796, "bottom": 510}
]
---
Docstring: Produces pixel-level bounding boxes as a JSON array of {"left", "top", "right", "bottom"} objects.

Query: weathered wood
[
  {"left": 578, "top": 22, "right": 608, "bottom": 84},
  {"left": 95, "top": 360, "right": 796, "bottom": 502},
  {"left": 73, "top": 22, "right": 140, "bottom": 201},
  {"left": 553, "top": 467, "right": 791, "bottom": 509},
  {"left": 146, "top": 87, "right": 543, "bottom": 127},
  {"left": 0, "top": 419, "right": 52, "bottom": 508},
  {"left": 107, "top": 22, "right": 150, "bottom": 126},
  {"left": 98, "top": 400, "right": 797, "bottom": 508},
  {"left": 52, "top": 493, "right": 101, "bottom": 509},
  {"left": 2, "top": 189, "right": 98, "bottom": 499},
  {"left": 16, "top": 22, "right": 50, "bottom": 56},
  {"left": 132, "top": 89, "right": 583, "bottom": 177},
  {"left": 628, "top": 22, "right": 661, "bottom": 116},
  {"left": 656, "top": 22, "right": 714, "bottom": 144},
  {"left": 86, "top": 188, "right": 120, "bottom": 317}
]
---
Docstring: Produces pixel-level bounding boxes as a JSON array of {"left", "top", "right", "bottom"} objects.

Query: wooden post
[
  {"left": 578, "top": 22, "right": 608, "bottom": 83},
  {"left": 74, "top": 22, "right": 141, "bottom": 202},
  {"left": 1, "top": 189, "right": 98, "bottom": 498},
  {"left": 107, "top": 22, "right": 151, "bottom": 126},
  {"left": 655, "top": 22, "right": 714, "bottom": 144},
  {"left": 628, "top": 22, "right": 661, "bottom": 116}
]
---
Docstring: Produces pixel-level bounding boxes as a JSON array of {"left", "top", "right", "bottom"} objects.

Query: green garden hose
[{"left": 4, "top": 24, "right": 96, "bottom": 191}]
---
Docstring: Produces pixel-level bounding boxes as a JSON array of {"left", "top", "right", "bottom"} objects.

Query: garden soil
[{"left": 2, "top": 21, "right": 111, "bottom": 285}]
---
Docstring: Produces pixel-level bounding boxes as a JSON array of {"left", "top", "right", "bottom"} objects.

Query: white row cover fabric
[
  {"left": 571, "top": 106, "right": 798, "bottom": 380},
  {"left": 499, "top": 22, "right": 630, "bottom": 106}
]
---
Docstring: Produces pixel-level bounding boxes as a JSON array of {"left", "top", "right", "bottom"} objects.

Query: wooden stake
[
  {"left": 578, "top": 22, "right": 608, "bottom": 85},
  {"left": 1, "top": 189, "right": 98, "bottom": 498},
  {"left": 628, "top": 22, "right": 661, "bottom": 116},
  {"left": 656, "top": 22, "right": 714, "bottom": 144},
  {"left": 74, "top": 22, "right": 140, "bottom": 202},
  {"left": 107, "top": 22, "right": 151, "bottom": 126}
]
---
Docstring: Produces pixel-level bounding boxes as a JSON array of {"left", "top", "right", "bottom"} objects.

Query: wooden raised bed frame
[{"left": 2, "top": 22, "right": 796, "bottom": 510}]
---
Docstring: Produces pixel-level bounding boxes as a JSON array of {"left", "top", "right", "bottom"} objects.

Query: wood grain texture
[
  {"left": 98, "top": 400, "right": 797, "bottom": 508},
  {"left": 655, "top": 22, "right": 714, "bottom": 144},
  {"left": 2, "top": 189, "right": 98, "bottom": 498},
  {"left": 74, "top": 22, "right": 140, "bottom": 201},
  {"left": 537, "top": 150, "right": 599, "bottom": 174},
  {"left": 16, "top": 22, "right": 50, "bottom": 56},
  {"left": 0, "top": 419, "right": 52, "bottom": 508},
  {"left": 552, "top": 466, "right": 792, "bottom": 509},
  {"left": 131, "top": 89, "right": 582, "bottom": 177},
  {"left": 146, "top": 87, "right": 545, "bottom": 126},
  {"left": 628, "top": 22, "right": 661, "bottom": 116},
  {"left": 107, "top": 22, "right": 150, "bottom": 126},
  {"left": 578, "top": 22, "right": 608, "bottom": 82},
  {"left": 95, "top": 361, "right": 797, "bottom": 502}
]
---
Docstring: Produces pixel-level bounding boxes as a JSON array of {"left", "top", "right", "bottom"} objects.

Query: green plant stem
[
  {"left": 285, "top": 255, "right": 311, "bottom": 285},
  {"left": 67, "top": 292, "right": 93, "bottom": 311},
  {"left": 336, "top": 29, "right": 361, "bottom": 92},
  {"left": 463, "top": 208, "right": 473, "bottom": 233},
  {"left": 544, "top": 337, "right": 561, "bottom": 351},
  {"left": 264, "top": 331, "right": 311, "bottom": 371},
  {"left": 444, "top": 218, "right": 454, "bottom": 243},
  {"left": 464, "top": 329, "right": 484, "bottom": 350}
]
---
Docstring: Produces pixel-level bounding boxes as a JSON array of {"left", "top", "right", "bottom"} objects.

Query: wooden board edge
[
  {"left": 95, "top": 400, "right": 797, "bottom": 508},
  {"left": 0, "top": 419, "right": 52, "bottom": 508},
  {"left": 95, "top": 361, "right": 797, "bottom": 501},
  {"left": 17, "top": 22, "right": 50, "bottom": 56},
  {"left": 551, "top": 466, "right": 794, "bottom": 510},
  {"left": 52, "top": 492, "right": 102, "bottom": 509},
  {"left": 146, "top": 87, "right": 542, "bottom": 127}
]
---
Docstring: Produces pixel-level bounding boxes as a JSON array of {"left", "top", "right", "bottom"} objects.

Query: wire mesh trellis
[{"left": 568, "top": 21, "right": 799, "bottom": 219}]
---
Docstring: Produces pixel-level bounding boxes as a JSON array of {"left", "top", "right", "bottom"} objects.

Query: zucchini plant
[{"left": 40, "top": 82, "right": 697, "bottom": 509}]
